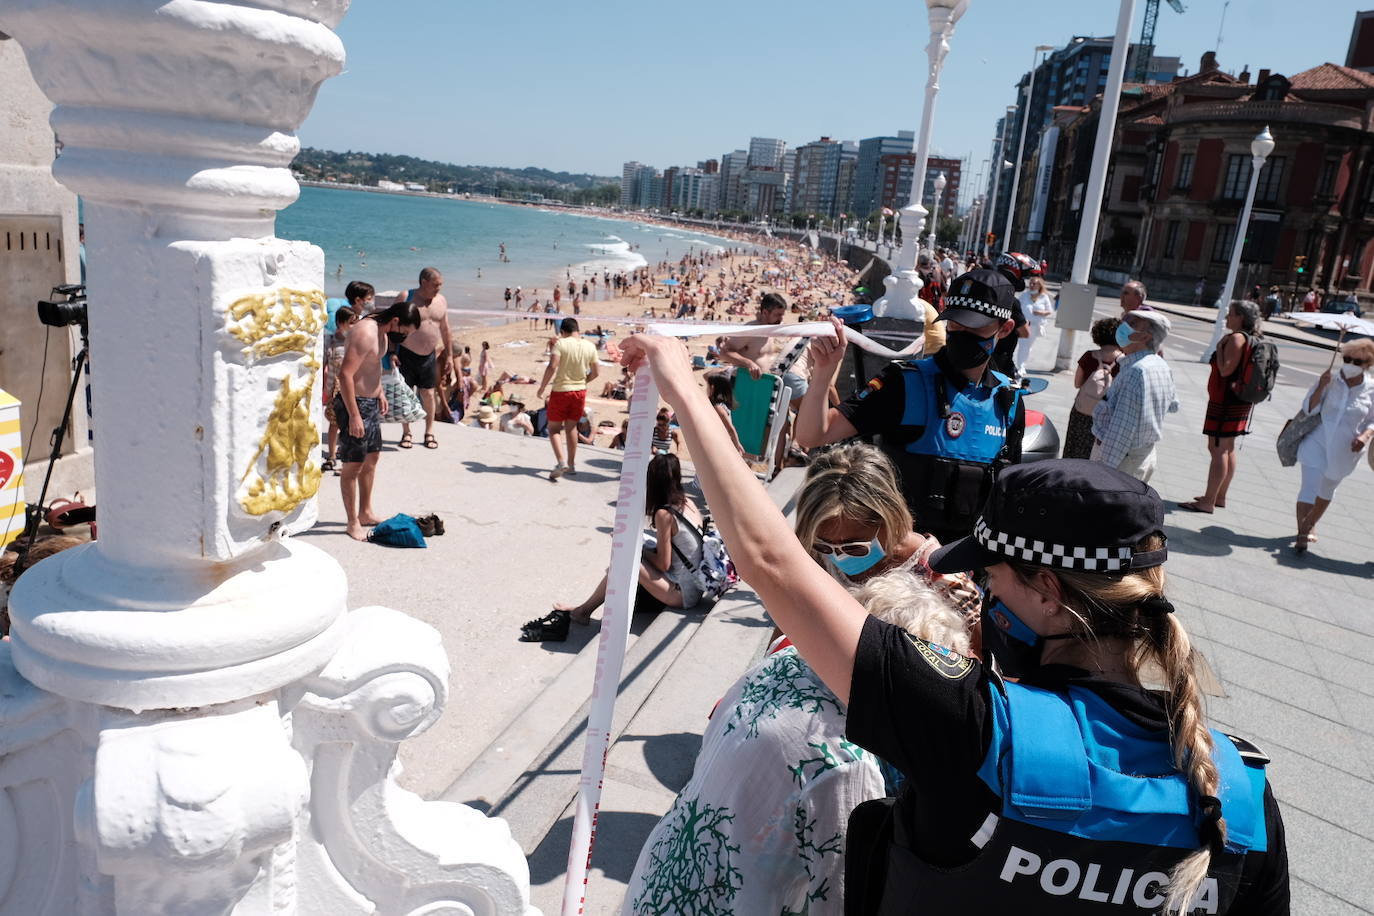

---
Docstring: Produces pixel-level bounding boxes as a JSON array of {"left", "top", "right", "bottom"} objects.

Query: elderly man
[
  {"left": 1119, "top": 279, "right": 1148, "bottom": 314},
  {"left": 1092, "top": 309, "right": 1178, "bottom": 482}
]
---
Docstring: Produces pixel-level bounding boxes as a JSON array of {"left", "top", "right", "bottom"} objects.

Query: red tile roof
[{"left": 1290, "top": 63, "right": 1374, "bottom": 91}]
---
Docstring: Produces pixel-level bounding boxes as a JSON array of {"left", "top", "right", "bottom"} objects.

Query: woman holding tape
[{"left": 616, "top": 333, "right": 1288, "bottom": 915}]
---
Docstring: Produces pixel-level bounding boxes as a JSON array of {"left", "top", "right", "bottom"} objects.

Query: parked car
[{"left": 1322, "top": 294, "right": 1364, "bottom": 318}]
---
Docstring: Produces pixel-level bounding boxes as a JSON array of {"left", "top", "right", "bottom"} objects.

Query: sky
[{"left": 303, "top": 0, "right": 1361, "bottom": 207}]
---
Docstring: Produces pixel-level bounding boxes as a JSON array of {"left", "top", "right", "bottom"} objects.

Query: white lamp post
[
  {"left": 1002, "top": 45, "right": 1055, "bottom": 252},
  {"left": 927, "top": 171, "right": 948, "bottom": 249},
  {"left": 1052, "top": 0, "right": 1139, "bottom": 370},
  {"left": 874, "top": 0, "right": 970, "bottom": 320},
  {"left": 1203, "top": 126, "right": 1275, "bottom": 361}
]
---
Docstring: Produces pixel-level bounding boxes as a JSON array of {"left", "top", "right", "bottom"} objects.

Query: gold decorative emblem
[
  {"left": 239, "top": 357, "right": 322, "bottom": 516},
  {"left": 227, "top": 287, "right": 327, "bottom": 360}
]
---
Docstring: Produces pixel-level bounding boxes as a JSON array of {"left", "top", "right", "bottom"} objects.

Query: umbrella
[
  {"left": 1292, "top": 312, "right": 1374, "bottom": 369},
  {"left": 660, "top": 277, "right": 680, "bottom": 287}
]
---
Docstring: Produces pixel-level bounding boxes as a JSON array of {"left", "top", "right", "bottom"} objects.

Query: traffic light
[
  {"left": 985, "top": 231, "right": 997, "bottom": 245},
  {"left": 1293, "top": 255, "right": 1307, "bottom": 274}
]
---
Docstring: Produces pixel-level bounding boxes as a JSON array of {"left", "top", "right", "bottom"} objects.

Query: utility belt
[{"left": 884, "top": 448, "right": 1001, "bottom": 539}]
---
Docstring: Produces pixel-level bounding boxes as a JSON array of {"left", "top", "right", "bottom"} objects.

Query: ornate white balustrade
[{"left": 0, "top": 1, "right": 536, "bottom": 912}]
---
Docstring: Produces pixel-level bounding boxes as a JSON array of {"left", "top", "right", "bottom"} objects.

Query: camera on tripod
[{"left": 37, "top": 284, "right": 87, "bottom": 329}]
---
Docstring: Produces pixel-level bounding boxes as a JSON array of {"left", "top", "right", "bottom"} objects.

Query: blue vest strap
[
  {"left": 898, "top": 360, "right": 935, "bottom": 428},
  {"left": 1005, "top": 684, "right": 1091, "bottom": 819}
]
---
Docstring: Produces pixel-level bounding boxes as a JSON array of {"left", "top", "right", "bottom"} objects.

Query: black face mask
[
  {"left": 945, "top": 329, "right": 997, "bottom": 370},
  {"left": 387, "top": 331, "right": 408, "bottom": 346},
  {"left": 981, "top": 598, "right": 1075, "bottom": 679}
]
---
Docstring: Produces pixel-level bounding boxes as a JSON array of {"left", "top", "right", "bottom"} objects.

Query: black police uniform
[{"left": 837, "top": 349, "right": 1026, "bottom": 545}]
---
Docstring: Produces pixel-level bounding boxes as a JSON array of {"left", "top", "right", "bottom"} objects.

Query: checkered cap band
[
  {"left": 944, "top": 292, "right": 1011, "bottom": 323},
  {"left": 974, "top": 519, "right": 1134, "bottom": 572}
]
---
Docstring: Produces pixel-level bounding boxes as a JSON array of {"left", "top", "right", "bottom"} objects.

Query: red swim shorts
[{"left": 547, "top": 389, "right": 586, "bottom": 423}]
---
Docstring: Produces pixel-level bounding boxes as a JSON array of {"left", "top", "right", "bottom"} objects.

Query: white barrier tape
[
  {"left": 561, "top": 364, "right": 659, "bottom": 916},
  {"left": 442, "top": 307, "right": 924, "bottom": 361}
]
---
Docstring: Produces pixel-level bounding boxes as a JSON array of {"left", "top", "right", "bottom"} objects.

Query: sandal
[
  {"left": 519, "top": 610, "right": 570, "bottom": 642},
  {"left": 423, "top": 434, "right": 438, "bottom": 449},
  {"left": 399, "top": 433, "right": 414, "bottom": 449},
  {"left": 1177, "top": 501, "right": 1213, "bottom": 514},
  {"left": 1293, "top": 535, "right": 1309, "bottom": 556},
  {"left": 47, "top": 496, "right": 96, "bottom": 532},
  {"left": 321, "top": 458, "right": 336, "bottom": 472}
]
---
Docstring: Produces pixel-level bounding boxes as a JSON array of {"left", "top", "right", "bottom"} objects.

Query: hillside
[{"left": 291, "top": 147, "right": 618, "bottom": 203}]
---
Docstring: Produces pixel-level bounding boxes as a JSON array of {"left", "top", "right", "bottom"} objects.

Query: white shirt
[
  {"left": 499, "top": 411, "right": 534, "bottom": 436},
  {"left": 1017, "top": 289, "right": 1055, "bottom": 323},
  {"left": 1297, "top": 372, "right": 1374, "bottom": 481}
]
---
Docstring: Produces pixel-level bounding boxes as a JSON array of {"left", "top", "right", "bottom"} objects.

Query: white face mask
[{"left": 1340, "top": 362, "right": 1366, "bottom": 380}]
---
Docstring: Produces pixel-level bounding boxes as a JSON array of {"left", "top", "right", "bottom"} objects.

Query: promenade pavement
[{"left": 310, "top": 321, "right": 1374, "bottom": 913}]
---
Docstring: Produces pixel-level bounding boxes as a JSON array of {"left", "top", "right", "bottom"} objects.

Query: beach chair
[{"left": 730, "top": 371, "right": 791, "bottom": 479}]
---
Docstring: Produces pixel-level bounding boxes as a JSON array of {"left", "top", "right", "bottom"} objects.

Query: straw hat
[{"left": 476, "top": 405, "right": 496, "bottom": 427}]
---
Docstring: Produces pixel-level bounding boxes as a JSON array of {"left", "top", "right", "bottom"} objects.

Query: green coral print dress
[{"left": 623, "top": 643, "right": 885, "bottom": 915}]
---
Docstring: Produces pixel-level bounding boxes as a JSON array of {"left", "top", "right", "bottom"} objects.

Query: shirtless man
[
  {"left": 393, "top": 267, "right": 454, "bottom": 449},
  {"left": 720, "top": 292, "right": 810, "bottom": 468},
  {"left": 335, "top": 301, "right": 422, "bottom": 540}
]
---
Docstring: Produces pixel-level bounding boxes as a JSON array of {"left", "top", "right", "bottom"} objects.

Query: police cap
[{"left": 936, "top": 268, "right": 1015, "bottom": 329}]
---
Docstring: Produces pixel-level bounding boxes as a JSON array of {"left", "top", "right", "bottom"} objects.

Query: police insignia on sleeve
[
  {"left": 907, "top": 635, "right": 973, "bottom": 679},
  {"left": 857, "top": 376, "right": 883, "bottom": 400}
]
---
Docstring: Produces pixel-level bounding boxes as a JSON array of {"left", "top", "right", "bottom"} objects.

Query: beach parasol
[{"left": 1292, "top": 312, "right": 1374, "bottom": 369}]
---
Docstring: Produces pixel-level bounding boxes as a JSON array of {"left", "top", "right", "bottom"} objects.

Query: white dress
[
  {"left": 622, "top": 644, "right": 884, "bottom": 915},
  {"left": 1296, "top": 372, "right": 1374, "bottom": 482},
  {"left": 1015, "top": 290, "right": 1055, "bottom": 372}
]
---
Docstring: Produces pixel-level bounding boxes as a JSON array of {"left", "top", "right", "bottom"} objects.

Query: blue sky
[{"left": 303, "top": 0, "right": 1359, "bottom": 205}]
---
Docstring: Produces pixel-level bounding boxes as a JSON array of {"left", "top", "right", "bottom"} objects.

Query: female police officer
[{"left": 616, "top": 332, "right": 1288, "bottom": 915}]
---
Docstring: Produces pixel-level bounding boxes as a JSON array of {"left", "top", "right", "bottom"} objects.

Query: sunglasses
[
  {"left": 812, "top": 538, "right": 877, "bottom": 558},
  {"left": 1343, "top": 356, "right": 1371, "bottom": 367}
]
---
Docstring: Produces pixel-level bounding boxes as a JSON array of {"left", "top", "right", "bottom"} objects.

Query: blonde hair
[
  {"left": 1006, "top": 535, "right": 1221, "bottom": 914},
  {"left": 1341, "top": 338, "right": 1374, "bottom": 364},
  {"left": 849, "top": 570, "right": 970, "bottom": 655},
  {"left": 794, "top": 444, "right": 913, "bottom": 567}
]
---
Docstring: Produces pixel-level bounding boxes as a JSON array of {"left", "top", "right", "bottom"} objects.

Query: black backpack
[{"left": 1231, "top": 333, "right": 1280, "bottom": 404}]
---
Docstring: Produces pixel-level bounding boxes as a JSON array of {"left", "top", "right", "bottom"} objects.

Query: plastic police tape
[{"left": 430, "top": 308, "right": 921, "bottom": 914}]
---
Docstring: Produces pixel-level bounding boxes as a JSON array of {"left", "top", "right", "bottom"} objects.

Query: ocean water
[{"left": 276, "top": 186, "right": 744, "bottom": 309}]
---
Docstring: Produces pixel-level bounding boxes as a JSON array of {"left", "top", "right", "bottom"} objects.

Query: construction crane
[{"left": 1133, "top": 0, "right": 1186, "bottom": 83}]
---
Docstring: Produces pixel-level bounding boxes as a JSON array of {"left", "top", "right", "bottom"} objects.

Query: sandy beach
[{"left": 373, "top": 222, "right": 864, "bottom": 461}]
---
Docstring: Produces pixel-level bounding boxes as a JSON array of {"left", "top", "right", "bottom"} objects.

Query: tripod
[{"left": 15, "top": 325, "right": 90, "bottom": 576}]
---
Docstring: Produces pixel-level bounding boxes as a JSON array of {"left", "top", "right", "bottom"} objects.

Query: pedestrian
[
  {"left": 1120, "top": 278, "right": 1148, "bottom": 314},
  {"left": 613, "top": 333, "right": 1290, "bottom": 915},
  {"left": 1301, "top": 288, "right": 1318, "bottom": 312},
  {"left": 334, "top": 301, "right": 422, "bottom": 540},
  {"left": 796, "top": 269, "right": 1027, "bottom": 545},
  {"left": 1014, "top": 273, "right": 1054, "bottom": 375},
  {"left": 536, "top": 317, "right": 599, "bottom": 479},
  {"left": 1292, "top": 339, "right": 1374, "bottom": 554},
  {"left": 321, "top": 304, "right": 358, "bottom": 474},
  {"left": 650, "top": 408, "right": 683, "bottom": 456},
  {"left": 705, "top": 373, "right": 745, "bottom": 456},
  {"left": 523, "top": 453, "right": 705, "bottom": 641},
  {"left": 393, "top": 267, "right": 454, "bottom": 450},
  {"left": 477, "top": 340, "right": 493, "bottom": 390},
  {"left": 1192, "top": 276, "right": 1206, "bottom": 306},
  {"left": 1262, "top": 287, "right": 1281, "bottom": 321},
  {"left": 499, "top": 397, "right": 534, "bottom": 436},
  {"left": 1181, "top": 301, "right": 1261, "bottom": 514},
  {"left": 1061, "top": 317, "right": 1121, "bottom": 460},
  {"left": 503, "top": 287, "right": 511, "bottom": 309},
  {"left": 990, "top": 252, "right": 1035, "bottom": 377},
  {"left": 1092, "top": 309, "right": 1178, "bottom": 482}
]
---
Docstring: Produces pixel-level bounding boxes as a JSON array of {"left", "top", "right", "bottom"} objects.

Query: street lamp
[
  {"left": 874, "top": 0, "right": 970, "bottom": 320},
  {"left": 1203, "top": 126, "right": 1275, "bottom": 361},
  {"left": 1002, "top": 44, "right": 1055, "bottom": 252},
  {"left": 928, "top": 171, "right": 948, "bottom": 249}
]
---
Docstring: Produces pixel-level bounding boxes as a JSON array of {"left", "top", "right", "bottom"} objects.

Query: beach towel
[
  {"left": 381, "top": 370, "right": 425, "bottom": 423},
  {"left": 730, "top": 372, "right": 782, "bottom": 456}
]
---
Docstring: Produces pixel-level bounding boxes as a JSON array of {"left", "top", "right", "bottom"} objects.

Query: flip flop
[
  {"left": 1177, "top": 501, "right": 1213, "bottom": 514},
  {"left": 399, "top": 433, "right": 414, "bottom": 449},
  {"left": 423, "top": 434, "right": 438, "bottom": 449}
]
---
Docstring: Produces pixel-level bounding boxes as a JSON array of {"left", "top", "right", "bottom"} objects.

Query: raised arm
[
  {"left": 619, "top": 335, "right": 867, "bottom": 703},
  {"left": 793, "top": 317, "right": 859, "bottom": 448}
]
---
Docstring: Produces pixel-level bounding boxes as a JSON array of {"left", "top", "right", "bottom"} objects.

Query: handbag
[{"left": 1275, "top": 410, "right": 1321, "bottom": 468}]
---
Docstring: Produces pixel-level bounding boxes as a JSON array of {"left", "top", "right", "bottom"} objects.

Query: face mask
[
  {"left": 945, "top": 330, "right": 997, "bottom": 370},
  {"left": 387, "top": 331, "right": 407, "bottom": 346},
  {"left": 1340, "top": 361, "right": 1366, "bottom": 380},
  {"left": 1115, "top": 322, "right": 1136, "bottom": 349},
  {"left": 981, "top": 598, "right": 1074, "bottom": 678},
  {"left": 825, "top": 539, "right": 886, "bottom": 577}
]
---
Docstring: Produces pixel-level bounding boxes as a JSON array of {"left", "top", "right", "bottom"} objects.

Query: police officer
[
  {"left": 796, "top": 268, "right": 1027, "bottom": 545},
  {"left": 613, "top": 331, "right": 1291, "bottom": 915}
]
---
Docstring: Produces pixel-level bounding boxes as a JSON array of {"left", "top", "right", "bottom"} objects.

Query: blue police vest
[
  {"left": 879, "top": 358, "right": 1023, "bottom": 539},
  {"left": 870, "top": 680, "right": 1269, "bottom": 915}
]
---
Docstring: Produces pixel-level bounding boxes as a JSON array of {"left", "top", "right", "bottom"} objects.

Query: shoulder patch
[
  {"left": 905, "top": 634, "right": 974, "bottom": 680},
  {"left": 857, "top": 376, "right": 883, "bottom": 400}
]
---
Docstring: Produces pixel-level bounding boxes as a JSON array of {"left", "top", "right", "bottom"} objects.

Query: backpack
[
  {"left": 367, "top": 513, "right": 427, "bottom": 548},
  {"left": 1073, "top": 354, "right": 1116, "bottom": 415},
  {"left": 1230, "top": 333, "right": 1280, "bottom": 404},
  {"left": 666, "top": 508, "right": 739, "bottom": 602}
]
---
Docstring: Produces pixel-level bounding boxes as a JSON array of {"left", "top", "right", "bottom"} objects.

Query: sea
[{"left": 275, "top": 186, "right": 748, "bottom": 312}]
